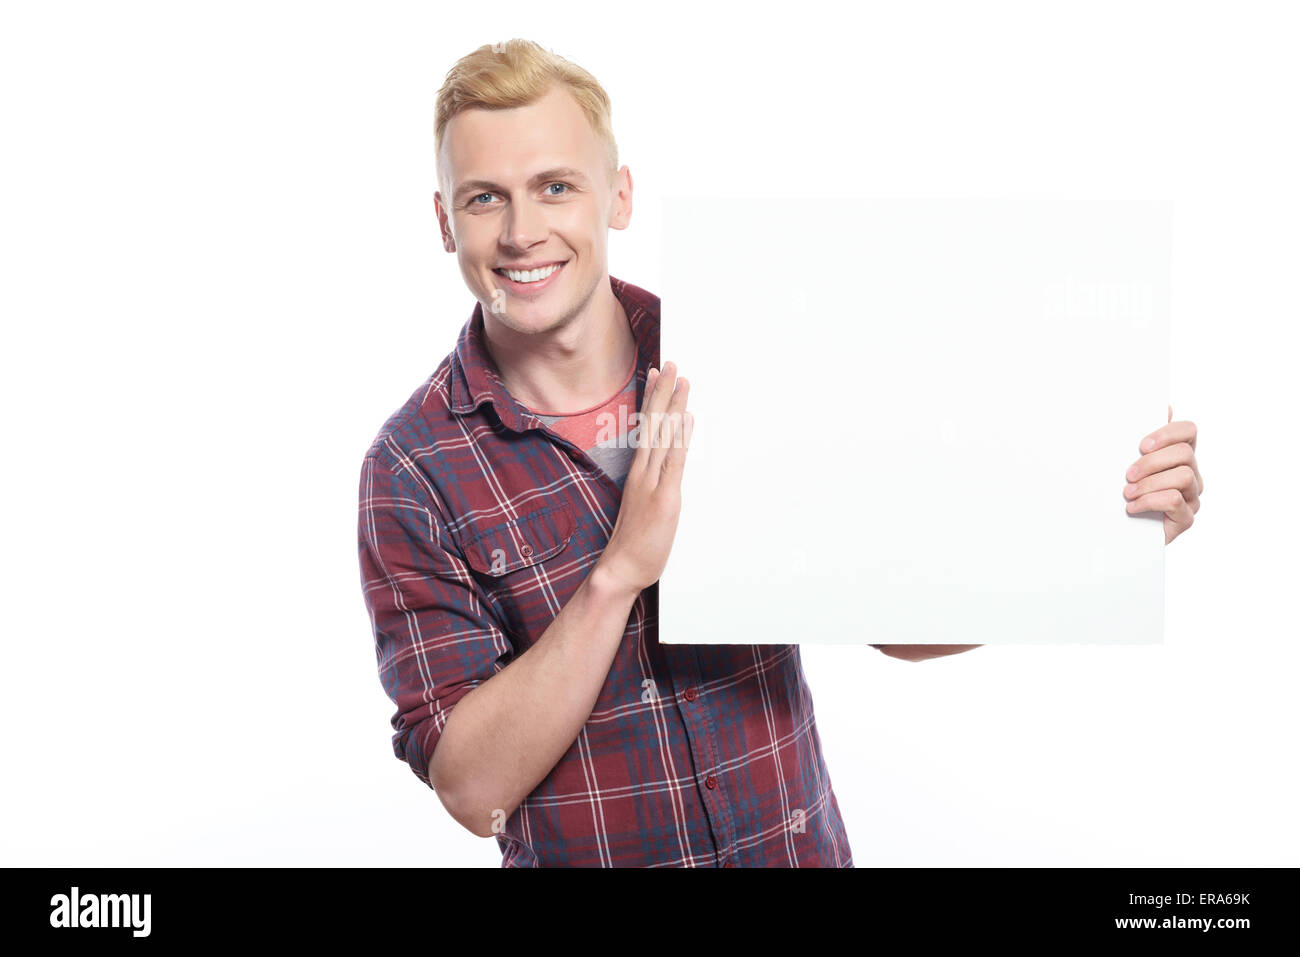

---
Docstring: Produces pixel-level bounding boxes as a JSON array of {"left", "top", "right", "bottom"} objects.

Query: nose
[{"left": 502, "top": 196, "right": 547, "bottom": 250}]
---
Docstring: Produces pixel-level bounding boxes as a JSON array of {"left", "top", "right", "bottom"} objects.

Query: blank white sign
[{"left": 660, "top": 199, "right": 1169, "bottom": 644}]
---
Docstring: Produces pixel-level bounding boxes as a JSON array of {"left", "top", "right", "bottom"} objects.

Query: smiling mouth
[{"left": 493, "top": 261, "right": 566, "bottom": 284}]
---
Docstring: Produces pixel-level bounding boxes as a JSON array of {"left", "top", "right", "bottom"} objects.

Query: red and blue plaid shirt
[{"left": 357, "top": 275, "right": 854, "bottom": 867}]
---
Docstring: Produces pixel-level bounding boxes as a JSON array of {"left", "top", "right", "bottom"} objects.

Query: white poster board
[{"left": 660, "top": 199, "right": 1169, "bottom": 644}]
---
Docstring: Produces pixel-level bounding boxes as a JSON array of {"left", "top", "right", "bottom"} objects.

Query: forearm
[
  {"left": 429, "top": 560, "right": 639, "bottom": 837},
  {"left": 872, "top": 643, "right": 983, "bottom": 662}
]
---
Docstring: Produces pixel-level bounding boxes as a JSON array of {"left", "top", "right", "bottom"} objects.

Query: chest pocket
[{"left": 460, "top": 503, "right": 577, "bottom": 581}]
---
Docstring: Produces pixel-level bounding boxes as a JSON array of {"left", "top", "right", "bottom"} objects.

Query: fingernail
[
  {"left": 1141, "top": 437, "right": 1155, "bottom": 451},
  {"left": 1124, "top": 483, "right": 1137, "bottom": 495},
  {"left": 1127, "top": 466, "right": 1138, "bottom": 480}
]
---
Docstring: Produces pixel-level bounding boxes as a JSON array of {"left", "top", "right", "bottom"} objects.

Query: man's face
[{"left": 435, "top": 83, "right": 631, "bottom": 335}]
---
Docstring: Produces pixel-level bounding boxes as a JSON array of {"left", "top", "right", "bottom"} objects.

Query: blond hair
[{"left": 435, "top": 39, "right": 619, "bottom": 186}]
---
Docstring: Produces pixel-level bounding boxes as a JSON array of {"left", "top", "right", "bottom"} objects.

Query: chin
[{"left": 485, "top": 302, "right": 564, "bottom": 336}]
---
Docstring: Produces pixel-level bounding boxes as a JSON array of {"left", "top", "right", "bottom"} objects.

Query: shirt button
[
  {"left": 705, "top": 775, "right": 716, "bottom": 789},
  {"left": 520, "top": 544, "right": 533, "bottom": 557},
  {"left": 683, "top": 687, "right": 697, "bottom": 701}
]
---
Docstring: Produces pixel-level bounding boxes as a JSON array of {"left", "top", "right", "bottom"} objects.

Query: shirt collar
[{"left": 448, "top": 274, "right": 661, "bottom": 434}]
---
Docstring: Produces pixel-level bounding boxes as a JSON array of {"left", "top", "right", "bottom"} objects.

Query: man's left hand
[{"left": 1124, "top": 405, "right": 1203, "bottom": 545}]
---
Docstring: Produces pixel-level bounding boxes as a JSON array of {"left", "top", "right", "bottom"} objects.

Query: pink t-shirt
[{"left": 523, "top": 358, "right": 639, "bottom": 491}]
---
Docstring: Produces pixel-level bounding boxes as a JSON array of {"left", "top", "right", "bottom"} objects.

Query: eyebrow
[{"left": 452, "top": 167, "right": 590, "bottom": 203}]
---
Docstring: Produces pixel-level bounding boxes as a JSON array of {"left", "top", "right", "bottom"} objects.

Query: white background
[{"left": 1, "top": 0, "right": 1295, "bottom": 867}]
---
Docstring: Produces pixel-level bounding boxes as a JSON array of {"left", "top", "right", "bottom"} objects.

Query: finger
[
  {"left": 1128, "top": 487, "right": 1196, "bottom": 546},
  {"left": 660, "top": 380, "right": 692, "bottom": 479},
  {"left": 649, "top": 406, "right": 676, "bottom": 478},
  {"left": 629, "top": 366, "right": 660, "bottom": 472},
  {"left": 1138, "top": 419, "right": 1197, "bottom": 455},
  {"left": 1126, "top": 486, "right": 1189, "bottom": 517},
  {"left": 643, "top": 366, "right": 659, "bottom": 413},
  {"left": 649, "top": 376, "right": 690, "bottom": 478},
  {"left": 648, "top": 360, "right": 678, "bottom": 422},
  {"left": 1124, "top": 463, "right": 1199, "bottom": 508}
]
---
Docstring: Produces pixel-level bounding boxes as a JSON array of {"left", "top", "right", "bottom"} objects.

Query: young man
[{"left": 357, "top": 40, "right": 1203, "bottom": 867}]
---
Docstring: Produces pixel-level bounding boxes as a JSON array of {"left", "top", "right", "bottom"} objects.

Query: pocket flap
[{"left": 462, "top": 504, "right": 577, "bottom": 577}]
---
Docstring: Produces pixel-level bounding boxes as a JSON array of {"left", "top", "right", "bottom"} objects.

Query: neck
[{"left": 482, "top": 277, "right": 637, "bottom": 415}]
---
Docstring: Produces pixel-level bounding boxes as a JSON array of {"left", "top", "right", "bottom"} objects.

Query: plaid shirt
[{"left": 357, "top": 275, "right": 854, "bottom": 867}]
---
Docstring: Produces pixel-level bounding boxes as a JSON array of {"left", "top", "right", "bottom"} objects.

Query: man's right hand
[{"left": 595, "top": 360, "right": 693, "bottom": 599}]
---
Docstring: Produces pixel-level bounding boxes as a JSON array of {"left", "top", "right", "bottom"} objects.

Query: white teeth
[{"left": 500, "top": 263, "right": 561, "bottom": 283}]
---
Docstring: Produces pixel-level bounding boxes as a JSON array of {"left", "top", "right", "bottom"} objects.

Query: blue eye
[
  {"left": 546, "top": 183, "right": 570, "bottom": 196},
  {"left": 471, "top": 193, "right": 493, "bottom": 205}
]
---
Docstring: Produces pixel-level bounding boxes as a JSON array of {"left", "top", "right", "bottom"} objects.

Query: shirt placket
[{"left": 674, "top": 645, "right": 737, "bottom": 866}]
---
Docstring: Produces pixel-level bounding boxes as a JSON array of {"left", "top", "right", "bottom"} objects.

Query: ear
[{"left": 434, "top": 192, "right": 456, "bottom": 252}]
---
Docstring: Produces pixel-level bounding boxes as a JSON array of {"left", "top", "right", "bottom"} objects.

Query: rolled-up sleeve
[{"left": 357, "top": 453, "right": 514, "bottom": 790}]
